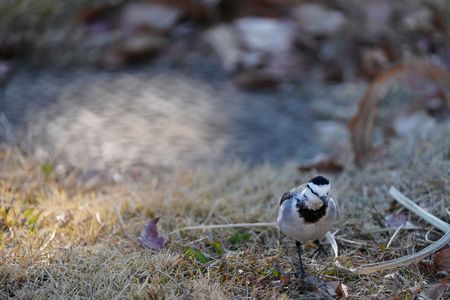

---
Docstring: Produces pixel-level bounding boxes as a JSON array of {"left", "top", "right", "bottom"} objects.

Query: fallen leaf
[
  {"left": 434, "top": 248, "right": 450, "bottom": 272},
  {"left": 298, "top": 154, "right": 344, "bottom": 173},
  {"left": 279, "top": 274, "right": 290, "bottom": 286},
  {"left": 336, "top": 282, "right": 349, "bottom": 298},
  {"left": 139, "top": 217, "right": 167, "bottom": 250},
  {"left": 324, "top": 281, "right": 339, "bottom": 297},
  {"left": 420, "top": 281, "right": 449, "bottom": 299},
  {"left": 419, "top": 260, "right": 438, "bottom": 276},
  {"left": 436, "top": 271, "right": 449, "bottom": 280},
  {"left": 384, "top": 213, "right": 416, "bottom": 229},
  {"left": 406, "top": 283, "right": 422, "bottom": 299}
]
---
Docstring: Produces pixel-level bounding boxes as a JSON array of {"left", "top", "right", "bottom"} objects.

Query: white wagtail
[{"left": 277, "top": 175, "right": 337, "bottom": 276}]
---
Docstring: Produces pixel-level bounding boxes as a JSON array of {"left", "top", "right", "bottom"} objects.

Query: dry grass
[{"left": 1, "top": 123, "right": 449, "bottom": 299}]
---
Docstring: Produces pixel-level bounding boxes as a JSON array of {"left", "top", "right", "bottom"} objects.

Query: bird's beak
[{"left": 320, "top": 196, "right": 328, "bottom": 203}]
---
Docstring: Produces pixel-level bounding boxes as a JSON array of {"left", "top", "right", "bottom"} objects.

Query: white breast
[{"left": 277, "top": 198, "right": 336, "bottom": 242}]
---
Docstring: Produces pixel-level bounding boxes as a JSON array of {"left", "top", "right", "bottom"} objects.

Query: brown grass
[{"left": 1, "top": 122, "right": 450, "bottom": 299}]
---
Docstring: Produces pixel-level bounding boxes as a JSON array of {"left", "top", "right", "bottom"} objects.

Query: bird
[{"left": 277, "top": 175, "right": 337, "bottom": 277}]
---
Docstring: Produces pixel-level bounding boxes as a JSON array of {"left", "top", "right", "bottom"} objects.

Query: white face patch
[
  {"left": 304, "top": 197, "right": 324, "bottom": 210},
  {"left": 307, "top": 182, "right": 330, "bottom": 198},
  {"left": 301, "top": 188, "right": 325, "bottom": 210}
]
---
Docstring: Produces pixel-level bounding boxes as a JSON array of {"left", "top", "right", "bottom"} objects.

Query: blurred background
[{"left": 0, "top": 0, "right": 449, "bottom": 173}]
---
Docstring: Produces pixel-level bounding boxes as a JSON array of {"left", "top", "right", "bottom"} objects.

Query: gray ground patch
[{"left": 0, "top": 55, "right": 363, "bottom": 170}]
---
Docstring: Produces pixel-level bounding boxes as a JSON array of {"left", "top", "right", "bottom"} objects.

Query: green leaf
[
  {"left": 42, "top": 163, "right": 54, "bottom": 178},
  {"left": 229, "top": 231, "right": 252, "bottom": 245},
  {"left": 0, "top": 207, "right": 7, "bottom": 218},
  {"left": 23, "top": 208, "right": 34, "bottom": 220},
  {"left": 0, "top": 233, "right": 4, "bottom": 249},
  {"left": 184, "top": 246, "right": 209, "bottom": 264},
  {"left": 27, "top": 211, "right": 41, "bottom": 226},
  {"left": 270, "top": 268, "right": 281, "bottom": 277},
  {"left": 212, "top": 240, "right": 224, "bottom": 256},
  {"left": 22, "top": 208, "right": 41, "bottom": 228}
]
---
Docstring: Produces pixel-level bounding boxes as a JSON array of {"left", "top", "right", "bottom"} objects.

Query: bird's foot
[
  {"left": 293, "top": 266, "right": 307, "bottom": 278},
  {"left": 313, "top": 240, "right": 328, "bottom": 257}
]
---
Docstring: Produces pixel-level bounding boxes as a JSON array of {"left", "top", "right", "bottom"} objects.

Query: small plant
[
  {"left": 42, "top": 163, "right": 54, "bottom": 179},
  {"left": 184, "top": 246, "right": 209, "bottom": 264}
]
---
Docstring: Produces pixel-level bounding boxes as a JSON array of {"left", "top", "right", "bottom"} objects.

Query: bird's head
[{"left": 303, "top": 175, "right": 331, "bottom": 210}]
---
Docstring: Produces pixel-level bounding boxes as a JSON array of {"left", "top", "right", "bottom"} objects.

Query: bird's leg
[
  {"left": 313, "top": 240, "right": 327, "bottom": 257},
  {"left": 295, "top": 241, "right": 306, "bottom": 277}
]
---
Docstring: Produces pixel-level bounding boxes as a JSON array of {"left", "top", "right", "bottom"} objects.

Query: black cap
[{"left": 309, "top": 175, "right": 329, "bottom": 186}]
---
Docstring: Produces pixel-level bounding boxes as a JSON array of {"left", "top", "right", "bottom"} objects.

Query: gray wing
[
  {"left": 279, "top": 191, "right": 293, "bottom": 206},
  {"left": 279, "top": 183, "right": 306, "bottom": 206}
]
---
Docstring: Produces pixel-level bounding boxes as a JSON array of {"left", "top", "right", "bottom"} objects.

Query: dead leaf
[
  {"left": 336, "top": 282, "right": 349, "bottom": 298},
  {"left": 420, "top": 281, "right": 449, "bottom": 299},
  {"left": 434, "top": 248, "right": 450, "bottom": 273},
  {"left": 279, "top": 274, "right": 290, "bottom": 286},
  {"left": 323, "top": 281, "right": 349, "bottom": 298},
  {"left": 419, "top": 260, "right": 438, "bottom": 276},
  {"left": 139, "top": 217, "right": 167, "bottom": 250},
  {"left": 324, "top": 281, "right": 339, "bottom": 297},
  {"left": 436, "top": 271, "right": 449, "bottom": 280},
  {"left": 298, "top": 155, "right": 344, "bottom": 173},
  {"left": 384, "top": 213, "right": 416, "bottom": 229}
]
